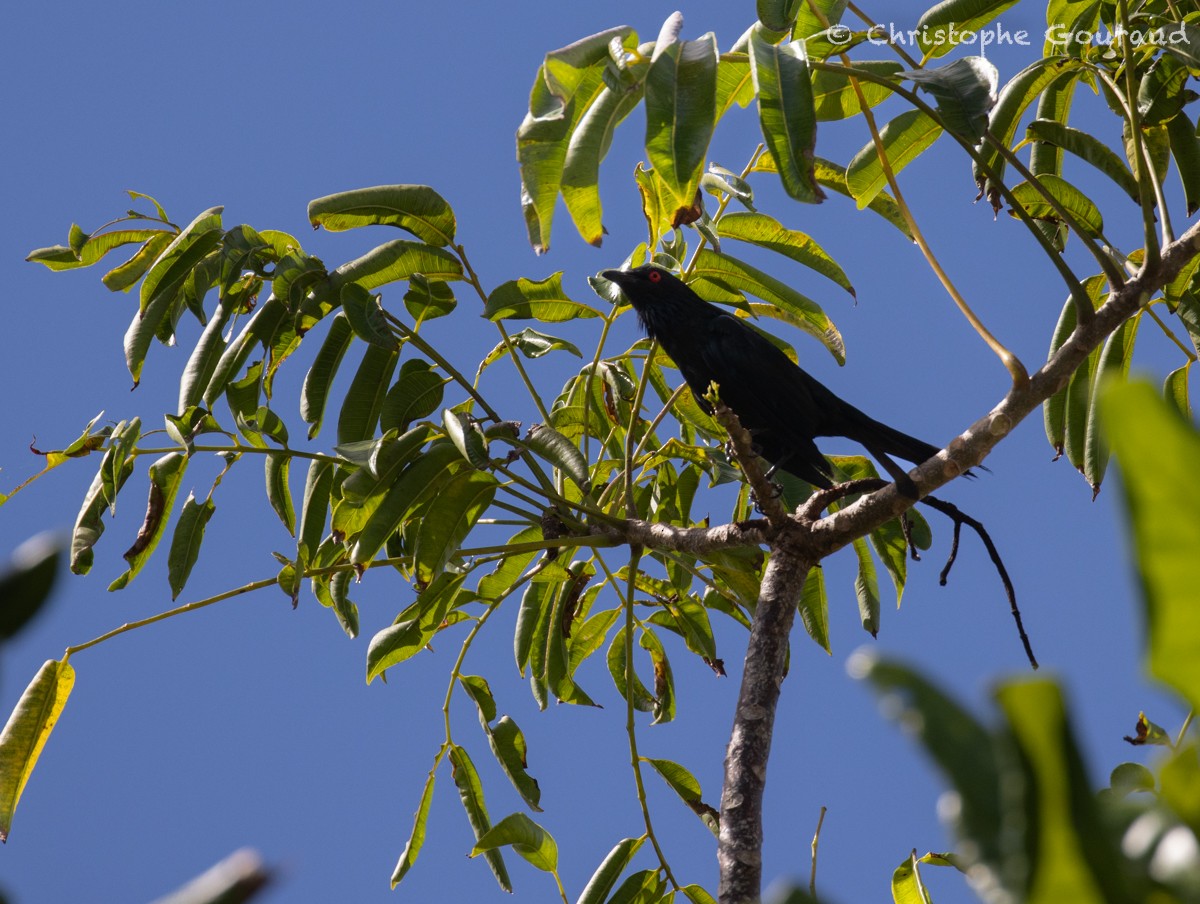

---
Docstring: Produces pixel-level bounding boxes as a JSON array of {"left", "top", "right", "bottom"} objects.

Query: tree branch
[
  {"left": 806, "top": 219, "right": 1200, "bottom": 559},
  {"left": 718, "top": 529, "right": 815, "bottom": 904}
]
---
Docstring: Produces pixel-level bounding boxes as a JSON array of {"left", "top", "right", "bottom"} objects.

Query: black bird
[{"left": 603, "top": 264, "right": 950, "bottom": 489}]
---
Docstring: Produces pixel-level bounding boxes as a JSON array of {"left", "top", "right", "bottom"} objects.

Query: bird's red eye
[{"left": 648, "top": 270, "right": 661, "bottom": 282}]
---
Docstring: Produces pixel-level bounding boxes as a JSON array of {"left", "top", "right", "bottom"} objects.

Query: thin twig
[
  {"left": 710, "top": 397, "right": 789, "bottom": 529},
  {"left": 810, "top": 805, "right": 828, "bottom": 900}
]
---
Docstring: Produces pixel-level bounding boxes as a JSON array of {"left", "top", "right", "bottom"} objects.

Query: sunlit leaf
[
  {"left": 645, "top": 17, "right": 718, "bottom": 218},
  {"left": 484, "top": 272, "right": 601, "bottom": 322},
  {"left": 167, "top": 492, "right": 215, "bottom": 600},
  {"left": 0, "top": 659, "right": 74, "bottom": 842},
  {"left": 448, "top": 745, "right": 511, "bottom": 892},
  {"left": 471, "top": 812, "right": 557, "bottom": 872},
  {"left": 847, "top": 110, "right": 943, "bottom": 207},
  {"left": 308, "top": 184, "right": 455, "bottom": 246},
  {"left": 749, "top": 27, "right": 823, "bottom": 202}
]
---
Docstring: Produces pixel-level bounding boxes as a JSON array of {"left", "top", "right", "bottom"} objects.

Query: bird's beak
[{"left": 601, "top": 269, "right": 626, "bottom": 283}]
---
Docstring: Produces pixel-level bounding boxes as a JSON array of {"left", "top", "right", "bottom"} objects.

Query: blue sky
[{"left": 0, "top": 2, "right": 1185, "bottom": 902}]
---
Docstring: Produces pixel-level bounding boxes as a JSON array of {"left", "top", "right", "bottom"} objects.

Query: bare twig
[
  {"left": 710, "top": 396, "right": 790, "bottom": 529},
  {"left": 810, "top": 806, "right": 828, "bottom": 900}
]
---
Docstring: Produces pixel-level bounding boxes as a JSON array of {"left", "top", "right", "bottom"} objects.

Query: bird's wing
[
  {"left": 698, "top": 313, "right": 821, "bottom": 424},
  {"left": 698, "top": 312, "right": 835, "bottom": 483}
]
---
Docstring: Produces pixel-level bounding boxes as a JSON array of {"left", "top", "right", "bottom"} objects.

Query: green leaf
[
  {"left": 1161, "top": 745, "right": 1200, "bottom": 836},
  {"left": 390, "top": 762, "right": 437, "bottom": 888},
  {"left": 340, "top": 283, "right": 398, "bottom": 350},
  {"left": 297, "top": 459, "right": 334, "bottom": 570},
  {"left": 413, "top": 470, "right": 496, "bottom": 585},
  {"left": 1164, "top": 364, "right": 1191, "bottom": 418},
  {"left": 645, "top": 24, "right": 719, "bottom": 217},
  {"left": 689, "top": 249, "right": 844, "bottom": 363},
  {"left": 1043, "top": 277, "right": 1105, "bottom": 456},
  {"left": 300, "top": 312, "right": 354, "bottom": 440},
  {"left": 138, "top": 207, "right": 224, "bottom": 316},
  {"left": 328, "top": 239, "right": 463, "bottom": 295},
  {"left": 449, "top": 745, "right": 511, "bottom": 893},
  {"left": 852, "top": 537, "right": 881, "bottom": 636},
  {"left": 474, "top": 691, "right": 542, "bottom": 811},
  {"left": 167, "top": 492, "right": 215, "bottom": 600},
  {"left": 996, "top": 678, "right": 1129, "bottom": 903},
  {"left": 1025, "top": 119, "right": 1139, "bottom": 202},
  {"left": 179, "top": 291, "right": 240, "bottom": 414},
  {"left": 608, "top": 626, "right": 656, "bottom": 713},
  {"left": 811, "top": 60, "right": 902, "bottom": 120},
  {"left": 517, "top": 58, "right": 609, "bottom": 254},
  {"left": 404, "top": 273, "right": 457, "bottom": 321},
  {"left": 202, "top": 296, "right": 287, "bottom": 408},
  {"left": 643, "top": 757, "right": 717, "bottom": 833},
  {"left": 606, "top": 868, "right": 665, "bottom": 904},
  {"left": 308, "top": 184, "right": 455, "bottom": 246},
  {"left": 1082, "top": 315, "right": 1139, "bottom": 494},
  {"left": 854, "top": 653, "right": 1002, "bottom": 876},
  {"left": 680, "top": 885, "right": 720, "bottom": 904},
  {"left": 1009, "top": 174, "right": 1104, "bottom": 240},
  {"left": 847, "top": 110, "right": 943, "bottom": 207},
  {"left": 902, "top": 56, "right": 998, "bottom": 144},
  {"left": 562, "top": 84, "right": 645, "bottom": 246},
  {"left": 336, "top": 344, "right": 399, "bottom": 445},
  {"left": 916, "top": 0, "right": 1021, "bottom": 57},
  {"left": 442, "top": 410, "right": 490, "bottom": 469},
  {"left": 1138, "top": 54, "right": 1189, "bottom": 126},
  {"left": 1162, "top": 20, "right": 1200, "bottom": 69},
  {"left": 798, "top": 564, "right": 830, "bottom": 653},
  {"left": 264, "top": 453, "right": 296, "bottom": 536},
  {"left": 0, "top": 658, "right": 74, "bottom": 842},
  {"left": 109, "top": 452, "right": 188, "bottom": 591},
  {"left": 483, "top": 272, "right": 600, "bottom": 322},
  {"left": 792, "top": 0, "right": 846, "bottom": 40},
  {"left": 381, "top": 359, "right": 445, "bottom": 433},
  {"left": 349, "top": 441, "right": 461, "bottom": 566},
  {"left": 1102, "top": 381, "right": 1200, "bottom": 714},
  {"left": 0, "top": 536, "right": 61, "bottom": 640},
  {"left": 70, "top": 432, "right": 137, "bottom": 574},
  {"left": 366, "top": 571, "right": 468, "bottom": 681},
  {"left": 471, "top": 812, "right": 557, "bottom": 872},
  {"left": 763, "top": 155, "right": 911, "bottom": 238},
  {"left": 516, "top": 423, "right": 589, "bottom": 491},
  {"left": 717, "top": 211, "right": 853, "bottom": 296},
  {"left": 1109, "top": 761, "right": 1155, "bottom": 797},
  {"left": 748, "top": 27, "right": 823, "bottom": 202},
  {"left": 638, "top": 628, "right": 675, "bottom": 724},
  {"left": 576, "top": 837, "right": 646, "bottom": 904},
  {"left": 1167, "top": 112, "right": 1200, "bottom": 216},
  {"left": 514, "top": 582, "right": 547, "bottom": 677},
  {"left": 891, "top": 851, "right": 934, "bottom": 904},
  {"left": 478, "top": 327, "right": 583, "bottom": 376},
  {"left": 975, "top": 58, "right": 1085, "bottom": 206},
  {"left": 101, "top": 232, "right": 174, "bottom": 292},
  {"left": 757, "top": 0, "right": 803, "bottom": 32}
]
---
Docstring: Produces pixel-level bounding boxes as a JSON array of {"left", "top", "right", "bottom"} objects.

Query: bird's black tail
[{"left": 842, "top": 408, "right": 942, "bottom": 468}]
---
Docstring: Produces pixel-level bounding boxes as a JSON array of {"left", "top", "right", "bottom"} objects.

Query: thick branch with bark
[
  {"left": 807, "top": 221, "right": 1200, "bottom": 558},
  {"left": 717, "top": 531, "right": 815, "bottom": 904}
]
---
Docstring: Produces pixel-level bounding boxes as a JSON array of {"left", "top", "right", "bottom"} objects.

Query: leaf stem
[
  {"left": 611, "top": 545, "right": 679, "bottom": 890},
  {"left": 65, "top": 577, "right": 278, "bottom": 656},
  {"left": 837, "top": 61, "right": 1028, "bottom": 385},
  {"left": 455, "top": 243, "right": 553, "bottom": 425}
]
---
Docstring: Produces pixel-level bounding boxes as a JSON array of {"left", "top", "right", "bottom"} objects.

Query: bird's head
[{"left": 601, "top": 265, "right": 705, "bottom": 339}]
